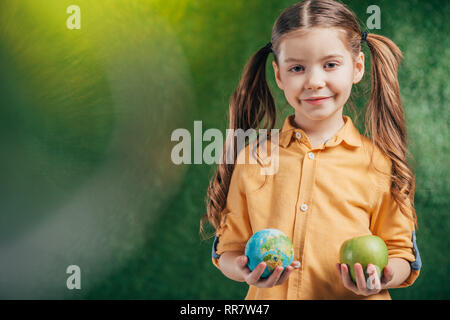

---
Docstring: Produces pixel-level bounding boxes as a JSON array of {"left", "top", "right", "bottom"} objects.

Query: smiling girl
[{"left": 201, "top": 0, "right": 421, "bottom": 299}]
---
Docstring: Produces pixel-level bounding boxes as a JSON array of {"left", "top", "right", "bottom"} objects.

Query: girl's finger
[
  {"left": 246, "top": 262, "right": 266, "bottom": 285},
  {"left": 236, "top": 255, "right": 248, "bottom": 271},
  {"left": 340, "top": 264, "right": 357, "bottom": 292},
  {"left": 336, "top": 263, "right": 342, "bottom": 277},
  {"left": 354, "top": 263, "right": 367, "bottom": 292},
  {"left": 277, "top": 266, "right": 294, "bottom": 284},
  {"left": 236, "top": 256, "right": 250, "bottom": 277},
  {"left": 237, "top": 255, "right": 247, "bottom": 267},
  {"left": 366, "top": 264, "right": 381, "bottom": 291},
  {"left": 381, "top": 265, "right": 394, "bottom": 285},
  {"left": 261, "top": 266, "right": 283, "bottom": 287}
]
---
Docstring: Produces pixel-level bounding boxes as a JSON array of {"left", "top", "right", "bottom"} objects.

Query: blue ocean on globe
[{"left": 244, "top": 228, "right": 294, "bottom": 279}]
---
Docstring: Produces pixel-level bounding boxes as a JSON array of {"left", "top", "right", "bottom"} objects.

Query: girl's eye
[
  {"left": 325, "top": 62, "right": 338, "bottom": 68},
  {"left": 289, "top": 62, "right": 339, "bottom": 73},
  {"left": 289, "top": 65, "right": 304, "bottom": 73}
]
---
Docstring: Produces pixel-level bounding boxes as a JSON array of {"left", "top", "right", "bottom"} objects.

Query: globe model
[{"left": 245, "top": 228, "right": 294, "bottom": 279}]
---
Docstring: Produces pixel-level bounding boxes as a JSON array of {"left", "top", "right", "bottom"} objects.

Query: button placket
[{"left": 290, "top": 147, "right": 317, "bottom": 298}]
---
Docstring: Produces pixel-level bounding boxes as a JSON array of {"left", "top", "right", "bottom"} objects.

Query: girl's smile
[{"left": 303, "top": 95, "right": 334, "bottom": 105}]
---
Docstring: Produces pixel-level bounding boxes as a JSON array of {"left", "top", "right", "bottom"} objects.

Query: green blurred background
[{"left": 0, "top": 0, "right": 448, "bottom": 299}]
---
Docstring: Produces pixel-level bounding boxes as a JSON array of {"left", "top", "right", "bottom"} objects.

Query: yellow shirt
[{"left": 212, "top": 114, "right": 420, "bottom": 300}]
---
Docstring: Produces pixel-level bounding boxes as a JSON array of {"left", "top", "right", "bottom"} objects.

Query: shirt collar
[{"left": 278, "top": 114, "right": 362, "bottom": 149}]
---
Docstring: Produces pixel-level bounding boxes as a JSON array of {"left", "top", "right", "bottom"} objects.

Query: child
[{"left": 201, "top": 0, "right": 421, "bottom": 300}]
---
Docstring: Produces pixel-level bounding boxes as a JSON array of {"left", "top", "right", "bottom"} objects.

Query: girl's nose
[{"left": 304, "top": 68, "right": 326, "bottom": 90}]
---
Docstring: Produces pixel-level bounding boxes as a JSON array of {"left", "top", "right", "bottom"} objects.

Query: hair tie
[
  {"left": 263, "top": 41, "right": 273, "bottom": 53},
  {"left": 361, "top": 31, "right": 368, "bottom": 42}
]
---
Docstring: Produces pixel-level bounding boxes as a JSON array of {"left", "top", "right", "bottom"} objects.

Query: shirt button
[
  {"left": 295, "top": 132, "right": 302, "bottom": 139},
  {"left": 300, "top": 203, "right": 309, "bottom": 212},
  {"left": 308, "top": 152, "right": 315, "bottom": 159}
]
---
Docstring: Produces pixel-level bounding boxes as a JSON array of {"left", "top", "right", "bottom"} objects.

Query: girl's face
[{"left": 272, "top": 27, "right": 364, "bottom": 123}]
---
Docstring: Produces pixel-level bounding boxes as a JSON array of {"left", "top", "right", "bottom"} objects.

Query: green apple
[{"left": 339, "top": 235, "right": 388, "bottom": 283}]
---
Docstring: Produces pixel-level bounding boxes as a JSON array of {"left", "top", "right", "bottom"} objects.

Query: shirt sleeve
[
  {"left": 211, "top": 161, "right": 253, "bottom": 269},
  {"left": 369, "top": 176, "right": 421, "bottom": 288}
]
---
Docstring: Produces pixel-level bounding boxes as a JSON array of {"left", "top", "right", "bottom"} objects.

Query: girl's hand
[
  {"left": 336, "top": 263, "right": 394, "bottom": 296},
  {"left": 236, "top": 255, "right": 300, "bottom": 288}
]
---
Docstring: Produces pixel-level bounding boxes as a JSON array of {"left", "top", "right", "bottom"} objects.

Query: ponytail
[
  {"left": 364, "top": 33, "right": 418, "bottom": 228},
  {"left": 200, "top": 43, "right": 276, "bottom": 238}
]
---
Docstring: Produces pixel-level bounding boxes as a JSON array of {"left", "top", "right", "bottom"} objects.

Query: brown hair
[{"left": 201, "top": 0, "right": 418, "bottom": 238}]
